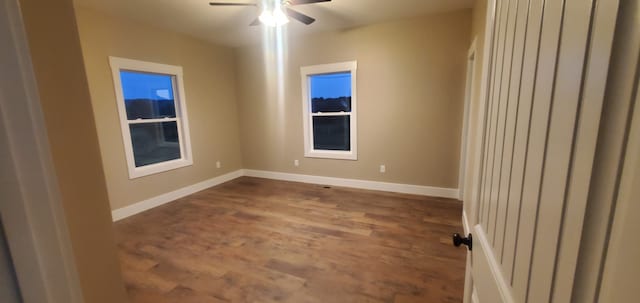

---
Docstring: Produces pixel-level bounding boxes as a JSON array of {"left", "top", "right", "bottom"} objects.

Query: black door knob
[{"left": 452, "top": 233, "right": 472, "bottom": 251}]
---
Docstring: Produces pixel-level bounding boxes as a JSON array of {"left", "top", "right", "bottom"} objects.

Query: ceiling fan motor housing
[{"left": 209, "top": 0, "right": 330, "bottom": 26}]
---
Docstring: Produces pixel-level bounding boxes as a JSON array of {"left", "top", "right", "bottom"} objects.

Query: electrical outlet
[
  {"left": 216, "top": 161, "right": 221, "bottom": 169},
  {"left": 380, "top": 164, "right": 386, "bottom": 173},
  {"left": 294, "top": 159, "right": 299, "bottom": 167}
]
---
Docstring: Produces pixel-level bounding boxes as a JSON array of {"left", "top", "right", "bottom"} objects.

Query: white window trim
[
  {"left": 109, "top": 57, "right": 193, "bottom": 179},
  {"left": 301, "top": 61, "right": 358, "bottom": 160}
]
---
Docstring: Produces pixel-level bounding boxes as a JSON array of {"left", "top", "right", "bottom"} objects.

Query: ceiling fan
[{"left": 209, "top": 0, "right": 331, "bottom": 27}]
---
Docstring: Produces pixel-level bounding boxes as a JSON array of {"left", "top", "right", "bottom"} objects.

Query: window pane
[
  {"left": 120, "top": 71, "right": 177, "bottom": 120},
  {"left": 310, "top": 72, "right": 351, "bottom": 113},
  {"left": 129, "top": 121, "right": 181, "bottom": 167},
  {"left": 313, "top": 115, "right": 350, "bottom": 151}
]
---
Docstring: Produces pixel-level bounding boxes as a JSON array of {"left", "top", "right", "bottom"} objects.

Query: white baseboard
[
  {"left": 112, "top": 169, "right": 460, "bottom": 221},
  {"left": 111, "top": 169, "right": 243, "bottom": 221},
  {"left": 244, "top": 169, "right": 459, "bottom": 199}
]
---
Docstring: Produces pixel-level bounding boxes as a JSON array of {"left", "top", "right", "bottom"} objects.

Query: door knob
[{"left": 452, "top": 233, "right": 472, "bottom": 251}]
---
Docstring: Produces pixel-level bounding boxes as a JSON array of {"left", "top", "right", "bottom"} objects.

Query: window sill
[
  {"left": 304, "top": 150, "right": 357, "bottom": 161},
  {"left": 128, "top": 158, "right": 193, "bottom": 179}
]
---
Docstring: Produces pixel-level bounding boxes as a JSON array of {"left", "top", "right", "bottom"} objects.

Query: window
[
  {"left": 109, "top": 57, "right": 193, "bottom": 178},
  {"left": 301, "top": 61, "right": 357, "bottom": 160}
]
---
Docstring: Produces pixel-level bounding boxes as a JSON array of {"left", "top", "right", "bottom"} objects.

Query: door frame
[
  {"left": 0, "top": 0, "right": 83, "bottom": 301},
  {"left": 464, "top": 0, "right": 497, "bottom": 232},
  {"left": 462, "top": 1, "right": 498, "bottom": 302},
  {"left": 458, "top": 37, "right": 478, "bottom": 201}
]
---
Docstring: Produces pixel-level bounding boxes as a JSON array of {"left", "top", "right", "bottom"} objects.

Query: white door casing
[
  {"left": 464, "top": 0, "right": 620, "bottom": 302},
  {"left": 458, "top": 38, "right": 477, "bottom": 201},
  {"left": 0, "top": 0, "right": 83, "bottom": 302}
]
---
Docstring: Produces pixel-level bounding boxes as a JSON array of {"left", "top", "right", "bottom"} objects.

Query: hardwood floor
[{"left": 114, "top": 177, "right": 467, "bottom": 303}]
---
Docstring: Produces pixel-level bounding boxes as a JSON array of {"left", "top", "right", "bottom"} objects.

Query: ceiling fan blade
[
  {"left": 286, "top": 8, "right": 316, "bottom": 25},
  {"left": 249, "top": 18, "right": 260, "bottom": 26},
  {"left": 209, "top": 2, "right": 256, "bottom": 6},
  {"left": 288, "top": 0, "right": 331, "bottom": 5}
]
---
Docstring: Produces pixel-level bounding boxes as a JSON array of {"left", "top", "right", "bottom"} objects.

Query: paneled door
[{"left": 462, "top": 0, "right": 620, "bottom": 302}]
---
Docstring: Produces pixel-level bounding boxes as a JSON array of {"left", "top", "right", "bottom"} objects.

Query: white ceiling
[{"left": 73, "top": 0, "right": 474, "bottom": 47}]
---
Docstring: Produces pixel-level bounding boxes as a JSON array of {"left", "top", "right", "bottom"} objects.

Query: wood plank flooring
[{"left": 114, "top": 177, "right": 466, "bottom": 303}]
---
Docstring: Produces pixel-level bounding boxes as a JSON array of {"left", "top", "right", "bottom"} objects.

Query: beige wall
[
  {"left": 75, "top": 7, "right": 244, "bottom": 210},
  {"left": 462, "top": 0, "right": 488, "bottom": 211},
  {"left": 236, "top": 10, "right": 472, "bottom": 189},
  {"left": 18, "top": 0, "right": 128, "bottom": 302}
]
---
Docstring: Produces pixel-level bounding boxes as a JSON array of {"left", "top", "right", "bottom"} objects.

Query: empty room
[{"left": 2, "top": 0, "right": 640, "bottom": 303}]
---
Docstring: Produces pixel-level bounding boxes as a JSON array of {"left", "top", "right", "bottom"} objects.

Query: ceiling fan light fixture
[{"left": 259, "top": 6, "right": 289, "bottom": 27}]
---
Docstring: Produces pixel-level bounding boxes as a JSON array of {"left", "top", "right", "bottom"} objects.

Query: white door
[{"left": 462, "top": 0, "right": 620, "bottom": 302}]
